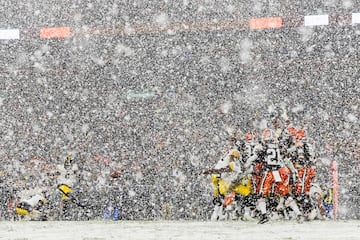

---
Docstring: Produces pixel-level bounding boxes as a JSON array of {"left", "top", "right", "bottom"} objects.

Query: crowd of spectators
[
  {"left": 0, "top": 1, "right": 355, "bottom": 28},
  {"left": 0, "top": 3, "right": 360, "bottom": 220}
]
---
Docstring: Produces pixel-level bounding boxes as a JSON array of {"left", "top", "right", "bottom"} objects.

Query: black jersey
[{"left": 258, "top": 142, "right": 284, "bottom": 171}]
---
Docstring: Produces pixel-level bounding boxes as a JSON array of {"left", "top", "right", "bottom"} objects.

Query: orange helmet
[
  {"left": 287, "top": 127, "right": 297, "bottom": 136},
  {"left": 295, "top": 129, "right": 306, "bottom": 141},
  {"left": 262, "top": 128, "right": 277, "bottom": 143},
  {"left": 245, "top": 131, "right": 257, "bottom": 142}
]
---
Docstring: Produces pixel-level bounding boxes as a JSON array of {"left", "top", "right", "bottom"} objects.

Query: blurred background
[{"left": 0, "top": 0, "right": 359, "bottom": 220}]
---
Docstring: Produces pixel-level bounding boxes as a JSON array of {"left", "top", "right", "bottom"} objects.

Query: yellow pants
[
  {"left": 15, "top": 201, "right": 32, "bottom": 216},
  {"left": 15, "top": 207, "right": 30, "bottom": 216},
  {"left": 57, "top": 184, "right": 73, "bottom": 200},
  {"left": 211, "top": 174, "right": 252, "bottom": 197}
]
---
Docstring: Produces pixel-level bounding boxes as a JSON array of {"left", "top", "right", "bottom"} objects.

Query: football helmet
[
  {"left": 287, "top": 127, "right": 297, "bottom": 136},
  {"left": 229, "top": 149, "right": 241, "bottom": 158},
  {"left": 64, "top": 155, "right": 72, "bottom": 169},
  {"left": 245, "top": 131, "right": 257, "bottom": 142},
  {"left": 262, "top": 128, "right": 277, "bottom": 143},
  {"left": 295, "top": 129, "right": 306, "bottom": 141}
]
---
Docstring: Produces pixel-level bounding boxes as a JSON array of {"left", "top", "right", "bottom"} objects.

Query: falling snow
[{"left": 0, "top": 0, "right": 359, "bottom": 231}]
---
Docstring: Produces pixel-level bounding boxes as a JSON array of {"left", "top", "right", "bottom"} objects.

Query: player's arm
[{"left": 202, "top": 166, "right": 231, "bottom": 175}]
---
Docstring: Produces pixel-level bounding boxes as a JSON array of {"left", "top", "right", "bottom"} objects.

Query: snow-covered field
[{"left": 1, "top": 220, "right": 359, "bottom": 240}]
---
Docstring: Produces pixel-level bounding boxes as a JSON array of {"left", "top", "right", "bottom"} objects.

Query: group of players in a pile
[{"left": 203, "top": 118, "right": 331, "bottom": 224}]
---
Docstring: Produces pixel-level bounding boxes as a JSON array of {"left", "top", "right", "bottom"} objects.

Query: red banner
[{"left": 40, "top": 27, "right": 71, "bottom": 39}]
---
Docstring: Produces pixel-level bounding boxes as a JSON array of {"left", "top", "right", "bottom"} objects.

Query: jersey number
[
  {"left": 266, "top": 148, "right": 281, "bottom": 165},
  {"left": 246, "top": 145, "right": 255, "bottom": 157}
]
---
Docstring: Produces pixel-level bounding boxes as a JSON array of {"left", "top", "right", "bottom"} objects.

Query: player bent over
[
  {"left": 15, "top": 194, "right": 47, "bottom": 221},
  {"left": 203, "top": 149, "right": 252, "bottom": 220}
]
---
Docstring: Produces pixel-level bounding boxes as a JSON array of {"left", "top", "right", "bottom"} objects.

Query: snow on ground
[{"left": 1, "top": 220, "right": 359, "bottom": 240}]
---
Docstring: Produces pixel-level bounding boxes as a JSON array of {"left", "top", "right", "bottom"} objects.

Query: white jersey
[
  {"left": 214, "top": 152, "right": 230, "bottom": 170},
  {"left": 56, "top": 163, "right": 79, "bottom": 187},
  {"left": 214, "top": 152, "right": 242, "bottom": 184},
  {"left": 23, "top": 194, "right": 44, "bottom": 208},
  {"left": 18, "top": 186, "right": 45, "bottom": 201}
]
